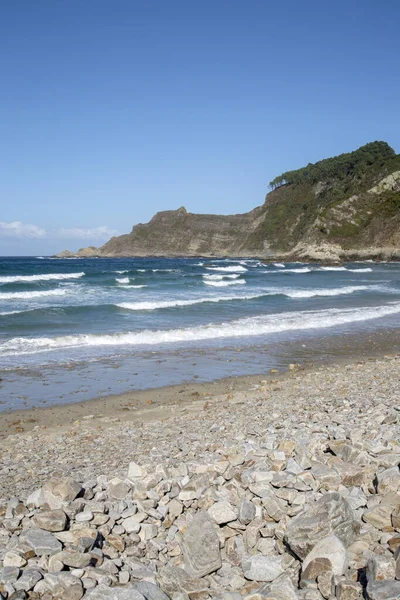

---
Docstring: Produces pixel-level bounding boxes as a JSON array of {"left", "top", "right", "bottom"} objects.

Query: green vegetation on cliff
[{"left": 269, "top": 141, "right": 396, "bottom": 190}]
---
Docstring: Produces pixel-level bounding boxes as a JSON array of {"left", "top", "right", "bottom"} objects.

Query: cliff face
[{"left": 56, "top": 142, "right": 400, "bottom": 261}]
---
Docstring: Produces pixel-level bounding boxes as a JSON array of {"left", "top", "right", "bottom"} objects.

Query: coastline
[{"left": 1, "top": 325, "right": 400, "bottom": 438}]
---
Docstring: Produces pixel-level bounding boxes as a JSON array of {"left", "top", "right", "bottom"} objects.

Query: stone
[
  {"left": 284, "top": 493, "right": 358, "bottom": 559},
  {"left": 42, "top": 477, "right": 82, "bottom": 508},
  {"left": 367, "top": 553, "right": 396, "bottom": 581},
  {"left": 377, "top": 467, "right": 400, "bottom": 495},
  {"left": 1, "top": 566, "right": 20, "bottom": 584},
  {"left": 34, "top": 509, "right": 67, "bottom": 531},
  {"left": 301, "top": 558, "right": 332, "bottom": 583},
  {"left": 181, "top": 511, "right": 222, "bottom": 578},
  {"left": 366, "top": 580, "right": 400, "bottom": 600},
  {"left": 86, "top": 584, "right": 146, "bottom": 599},
  {"left": 242, "top": 555, "right": 285, "bottom": 582},
  {"left": 108, "top": 478, "right": 130, "bottom": 500},
  {"left": 392, "top": 505, "right": 400, "bottom": 529},
  {"left": 302, "top": 535, "right": 348, "bottom": 576},
  {"left": 239, "top": 499, "right": 256, "bottom": 525},
  {"left": 336, "top": 580, "right": 363, "bottom": 600},
  {"left": 128, "top": 462, "right": 146, "bottom": 479},
  {"left": 3, "top": 552, "right": 27, "bottom": 568},
  {"left": 133, "top": 581, "right": 170, "bottom": 600},
  {"left": 24, "top": 528, "right": 62, "bottom": 556},
  {"left": 257, "top": 575, "right": 300, "bottom": 600},
  {"left": 59, "top": 550, "right": 92, "bottom": 568},
  {"left": 76, "top": 510, "right": 94, "bottom": 522},
  {"left": 363, "top": 504, "right": 394, "bottom": 530},
  {"left": 14, "top": 569, "right": 42, "bottom": 591},
  {"left": 208, "top": 501, "right": 238, "bottom": 524}
]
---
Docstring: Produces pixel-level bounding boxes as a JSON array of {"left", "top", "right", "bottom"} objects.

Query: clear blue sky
[{"left": 1, "top": 0, "right": 399, "bottom": 255}]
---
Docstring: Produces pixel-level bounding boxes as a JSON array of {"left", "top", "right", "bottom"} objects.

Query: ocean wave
[
  {"left": 3, "top": 302, "right": 400, "bottom": 355},
  {"left": 118, "top": 284, "right": 147, "bottom": 288},
  {"left": 204, "top": 279, "right": 246, "bottom": 287},
  {"left": 0, "top": 289, "right": 66, "bottom": 300},
  {"left": 117, "top": 292, "right": 268, "bottom": 311},
  {"left": 264, "top": 267, "right": 312, "bottom": 274},
  {"left": 115, "top": 270, "right": 129, "bottom": 274},
  {"left": 273, "top": 263, "right": 285, "bottom": 268},
  {"left": 115, "top": 277, "right": 130, "bottom": 284},
  {"left": 0, "top": 309, "right": 26, "bottom": 316},
  {"left": 347, "top": 268, "right": 373, "bottom": 273},
  {"left": 318, "top": 266, "right": 347, "bottom": 271},
  {"left": 202, "top": 274, "right": 241, "bottom": 281},
  {"left": 205, "top": 265, "right": 248, "bottom": 273},
  {"left": 285, "top": 285, "right": 369, "bottom": 298},
  {"left": 0, "top": 272, "right": 85, "bottom": 284}
]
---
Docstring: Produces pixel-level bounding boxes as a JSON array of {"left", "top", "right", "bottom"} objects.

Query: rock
[
  {"left": 24, "top": 528, "right": 62, "bottom": 556},
  {"left": 181, "top": 511, "right": 222, "bottom": 578},
  {"left": 108, "top": 478, "right": 130, "bottom": 500},
  {"left": 257, "top": 575, "right": 300, "bottom": 600},
  {"left": 86, "top": 584, "right": 146, "bottom": 599},
  {"left": 133, "top": 581, "right": 170, "bottom": 600},
  {"left": 377, "top": 467, "right": 400, "bottom": 495},
  {"left": 1, "top": 566, "right": 21, "bottom": 583},
  {"left": 336, "top": 580, "right": 363, "bottom": 600},
  {"left": 34, "top": 509, "right": 67, "bottom": 531},
  {"left": 392, "top": 505, "right": 400, "bottom": 529},
  {"left": 242, "top": 555, "right": 285, "bottom": 582},
  {"left": 285, "top": 493, "right": 357, "bottom": 559},
  {"left": 3, "top": 552, "right": 27, "bottom": 568},
  {"left": 42, "top": 477, "right": 82, "bottom": 509},
  {"left": 302, "top": 535, "right": 348, "bottom": 576},
  {"left": 13, "top": 569, "right": 42, "bottom": 591},
  {"left": 239, "top": 499, "right": 256, "bottom": 525},
  {"left": 301, "top": 558, "right": 332, "bottom": 583},
  {"left": 208, "top": 501, "right": 238, "bottom": 524},
  {"left": 59, "top": 550, "right": 92, "bottom": 568},
  {"left": 127, "top": 462, "right": 146, "bottom": 479},
  {"left": 363, "top": 504, "right": 394, "bottom": 530},
  {"left": 367, "top": 554, "right": 396, "bottom": 581},
  {"left": 366, "top": 580, "right": 400, "bottom": 600}
]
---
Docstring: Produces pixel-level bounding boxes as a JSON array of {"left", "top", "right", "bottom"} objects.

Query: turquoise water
[{"left": 0, "top": 256, "right": 399, "bottom": 409}]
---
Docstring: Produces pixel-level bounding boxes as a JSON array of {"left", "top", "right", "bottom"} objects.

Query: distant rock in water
[{"left": 54, "top": 141, "right": 400, "bottom": 261}]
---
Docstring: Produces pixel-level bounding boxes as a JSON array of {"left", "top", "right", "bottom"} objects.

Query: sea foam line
[
  {"left": 3, "top": 302, "right": 400, "bottom": 355},
  {"left": 0, "top": 272, "right": 85, "bottom": 284},
  {"left": 205, "top": 265, "right": 248, "bottom": 273},
  {"left": 0, "top": 289, "right": 66, "bottom": 300}
]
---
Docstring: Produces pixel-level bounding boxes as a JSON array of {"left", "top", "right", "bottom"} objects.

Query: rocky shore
[{"left": 1, "top": 355, "right": 400, "bottom": 599}]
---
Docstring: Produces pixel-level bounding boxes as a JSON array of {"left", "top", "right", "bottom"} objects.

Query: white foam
[
  {"left": 264, "top": 267, "right": 312, "bottom": 274},
  {"left": 0, "top": 289, "right": 66, "bottom": 300},
  {"left": 273, "top": 263, "right": 285, "bottom": 268},
  {"left": 319, "top": 266, "right": 347, "bottom": 271},
  {"left": 0, "top": 310, "right": 25, "bottom": 316},
  {"left": 115, "top": 270, "right": 128, "bottom": 274},
  {"left": 136, "top": 269, "right": 147, "bottom": 272},
  {"left": 347, "top": 268, "right": 373, "bottom": 273},
  {"left": 204, "top": 279, "right": 246, "bottom": 287},
  {"left": 0, "top": 272, "right": 85, "bottom": 284},
  {"left": 205, "top": 266, "right": 248, "bottom": 273},
  {"left": 3, "top": 302, "right": 400, "bottom": 355},
  {"left": 115, "top": 277, "right": 130, "bottom": 284},
  {"left": 285, "top": 285, "right": 369, "bottom": 298},
  {"left": 117, "top": 292, "right": 267, "bottom": 311},
  {"left": 118, "top": 284, "right": 147, "bottom": 289},
  {"left": 203, "top": 274, "right": 241, "bottom": 281}
]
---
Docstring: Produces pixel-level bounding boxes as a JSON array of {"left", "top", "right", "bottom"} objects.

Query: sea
[{"left": 1, "top": 256, "right": 400, "bottom": 411}]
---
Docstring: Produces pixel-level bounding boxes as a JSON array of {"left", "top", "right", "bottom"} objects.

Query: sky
[{"left": 1, "top": 0, "right": 399, "bottom": 255}]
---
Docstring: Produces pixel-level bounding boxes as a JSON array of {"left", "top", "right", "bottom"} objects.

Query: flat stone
[
  {"left": 367, "top": 554, "right": 396, "bottom": 582},
  {"left": 3, "top": 552, "right": 27, "bottom": 568},
  {"left": 133, "top": 581, "right": 170, "bottom": 600},
  {"left": 284, "top": 492, "right": 358, "bottom": 559},
  {"left": 336, "top": 580, "right": 363, "bottom": 600},
  {"left": 76, "top": 510, "right": 94, "bottom": 522},
  {"left": 14, "top": 569, "right": 43, "bottom": 591},
  {"left": 1, "top": 566, "right": 21, "bottom": 584},
  {"left": 60, "top": 550, "right": 92, "bottom": 568},
  {"left": 301, "top": 558, "right": 332, "bottom": 583},
  {"left": 25, "top": 528, "right": 62, "bottom": 556},
  {"left": 242, "top": 555, "right": 285, "bottom": 582},
  {"left": 34, "top": 509, "right": 67, "bottom": 532},
  {"left": 181, "top": 511, "right": 222, "bottom": 578},
  {"left": 208, "top": 501, "right": 238, "bottom": 524},
  {"left": 302, "top": 535, "right": 348, "bottom": 576},
  {"left": 377, "top": 467, "right": 400, "bottom": 495},
  {"left": 86, "top": 584, "right": 146, "bottom": 599},
  {"left": 363, "top": 504, "right": 394, "bottom": 530}
]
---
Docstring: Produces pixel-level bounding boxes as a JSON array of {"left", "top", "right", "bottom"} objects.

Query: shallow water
[{"left": 1, "top": 256, "right": 399, "bottom": 409}]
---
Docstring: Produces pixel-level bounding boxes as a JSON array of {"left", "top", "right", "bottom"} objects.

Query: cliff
[{"left": 55, "top": 142, "right": 400, "bottom": 261}]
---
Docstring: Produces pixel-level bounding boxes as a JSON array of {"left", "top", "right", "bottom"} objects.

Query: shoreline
[{"left": 1, "top": 325, "right": 399, "bottom": 439}]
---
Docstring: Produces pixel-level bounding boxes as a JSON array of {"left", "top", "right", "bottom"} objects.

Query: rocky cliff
[{"left": 56, "top": 142, "right": 400, "bottom": 261}]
